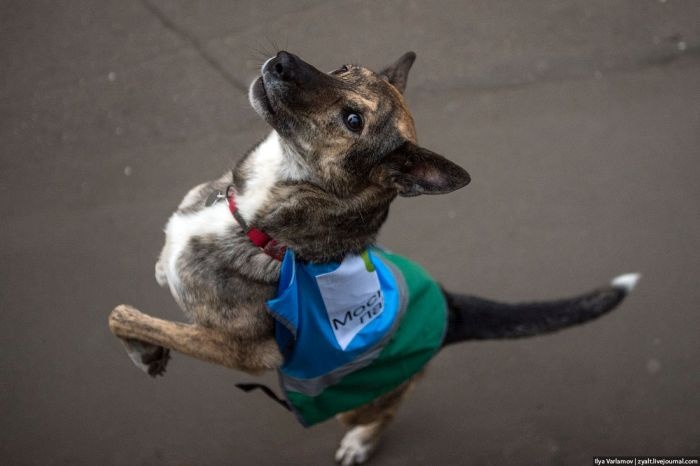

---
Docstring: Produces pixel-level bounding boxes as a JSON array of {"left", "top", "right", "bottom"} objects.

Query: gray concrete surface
[{"left": 1, "top": 1, "right": 699, "bottom": 464}]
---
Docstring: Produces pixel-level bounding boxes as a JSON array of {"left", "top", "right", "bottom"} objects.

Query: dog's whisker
[{"left": 249, "top": 39, "right": 272, "bottom": 59}]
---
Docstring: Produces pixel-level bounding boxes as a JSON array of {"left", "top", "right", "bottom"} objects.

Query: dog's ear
[
  {"left": 372, "top": 141, "right": 470, "bottom": 197},
  {"left": 379, "top": 51, "right": 416, "bottom": 94}
]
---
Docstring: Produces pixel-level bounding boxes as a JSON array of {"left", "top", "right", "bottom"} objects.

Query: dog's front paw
[
  {"left": 155, "top": 260, "right": 168, "bottom": 287},
  {"left": 122, "top": 338, "right": 171, "bottom": 377},
  {"left": 335, "top": 425, "right": 378, "bottom": 465}
]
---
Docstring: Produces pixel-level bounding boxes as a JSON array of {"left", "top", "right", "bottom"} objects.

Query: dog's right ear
[
  {"left": 379, "top": 51, "right": 416, "bottom": 94},
  {"left": 372, "top": 142, "right": 470, "bottom": 197}
]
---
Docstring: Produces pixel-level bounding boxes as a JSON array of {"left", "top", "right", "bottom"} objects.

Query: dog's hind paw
[
  {"left": 122, "top": 338, "right": 170, "bottom": 377},
  {"left": 335, "top": 425, "right": 378, "bottom": 465}
]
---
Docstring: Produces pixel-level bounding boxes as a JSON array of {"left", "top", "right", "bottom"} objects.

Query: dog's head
[{"left": 249, "top": 51, "right": 470, "bottom": 197}]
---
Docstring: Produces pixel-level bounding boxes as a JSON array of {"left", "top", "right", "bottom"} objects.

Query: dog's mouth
[{"left": 249, "top": 76, "right": 275, "bottom": 117}]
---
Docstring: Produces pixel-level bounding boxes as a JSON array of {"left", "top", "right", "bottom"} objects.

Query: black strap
[
  {"left": 235, "top": 383, "right": 291, "bottom": 411},
  {"left": 226, "top": 184, "right": 251, "bottom": 231}
]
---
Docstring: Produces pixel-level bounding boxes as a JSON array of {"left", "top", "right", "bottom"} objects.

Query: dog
[{"left": 133, "top": 51, "right": 639, "bottom": 465}]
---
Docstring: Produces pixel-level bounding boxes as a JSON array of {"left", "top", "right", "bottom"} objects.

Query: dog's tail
[{"left": 441, "top": 273, "right": 640, "bottom": 345}]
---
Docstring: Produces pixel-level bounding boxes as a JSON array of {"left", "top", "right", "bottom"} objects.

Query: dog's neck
[
  {"left": 233, "top": 131, "right": 308, "bottom": 225},
  {"left": 232, "top": 131, "right": 395, "bottom": 263}
]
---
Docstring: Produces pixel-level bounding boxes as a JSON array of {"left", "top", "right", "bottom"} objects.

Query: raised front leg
[
  {"left": 108, "top": 305, "right": 283, "bottom": 375},
  {"left": 122, "top": 338, "right": 171, "bottom": 377}
]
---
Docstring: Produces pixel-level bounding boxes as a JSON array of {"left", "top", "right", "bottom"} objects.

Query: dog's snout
[
  {"left": 263, "top": 51, "right": 325, "bottom": 88},
  {"left": 267, "top": 51, "right": 298, "bottom": 82}
]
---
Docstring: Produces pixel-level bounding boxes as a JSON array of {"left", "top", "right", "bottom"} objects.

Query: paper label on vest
[{"left": 315, "top": 254, "right": 384, "bottom": 350}]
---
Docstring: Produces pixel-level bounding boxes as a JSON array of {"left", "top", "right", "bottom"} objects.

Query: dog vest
[{"left": 265, "top": 247, "right": 447, "bottom": 427}]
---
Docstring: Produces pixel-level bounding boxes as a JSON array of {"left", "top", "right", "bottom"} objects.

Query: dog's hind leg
[
  {"left": 442, "top": 273, "right": 641, "bottom": 344},
  {"left": 335, "top": 377, "right": 418, "bottom": 465}
]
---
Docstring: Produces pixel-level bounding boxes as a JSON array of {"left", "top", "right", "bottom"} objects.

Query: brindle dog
[{"left": 136, "top": 51, "right": 639, "bottom": 465}]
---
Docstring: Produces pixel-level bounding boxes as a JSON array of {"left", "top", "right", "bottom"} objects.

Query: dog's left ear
[
  {"left": 379, "top": 51, "right": 416, "bottom": 94},
  {"left": 372, "top": 142, "right": 471, "bottom": 197}
]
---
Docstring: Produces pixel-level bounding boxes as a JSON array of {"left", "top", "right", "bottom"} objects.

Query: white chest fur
[
  {"left": 162, "top": 202, "right": 236, "bottom": 296},
  {"left": 158, "top": 130, "right": 307, "bottom": 299},
  {"left": 235, "top": 131, "right": 308, "bottom": 224}
]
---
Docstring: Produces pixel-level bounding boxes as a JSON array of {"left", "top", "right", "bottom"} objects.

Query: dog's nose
[{"left": 267, "top": 51, "right": 298, "bottom": 82}]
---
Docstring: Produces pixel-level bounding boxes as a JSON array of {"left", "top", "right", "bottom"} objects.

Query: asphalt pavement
[{"left": 1, "top": 1, "right": 699, "bottom": 464}]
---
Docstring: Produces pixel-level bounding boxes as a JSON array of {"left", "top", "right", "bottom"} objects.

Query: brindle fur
[
  {"left": 146, "top": 51, "right": 634, "bottom": 465},
  {"left": 154, "top": 51, "right": 469, "bottom": 464}
]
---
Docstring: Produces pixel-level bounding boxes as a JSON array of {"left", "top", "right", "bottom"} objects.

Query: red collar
[{"left": 226, "top": 186, "right": 286, "bottom": 261}]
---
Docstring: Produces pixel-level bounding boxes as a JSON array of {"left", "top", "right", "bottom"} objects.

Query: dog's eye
[{"left": 345, "top": 113, "right": 363, "bottom": 132}]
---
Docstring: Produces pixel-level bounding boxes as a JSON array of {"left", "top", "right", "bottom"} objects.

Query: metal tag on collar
[{"left": 205, "top": 190, "right": 226, "bottom": 207}]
